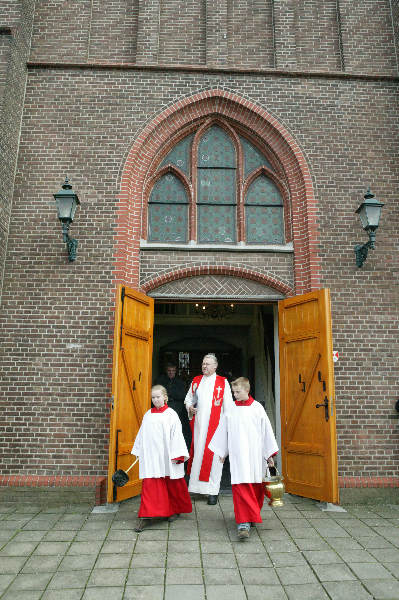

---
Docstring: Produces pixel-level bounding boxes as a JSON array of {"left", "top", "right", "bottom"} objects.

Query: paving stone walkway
[{"left": 1, "top": 494, "right": 399, "bottom": 600}]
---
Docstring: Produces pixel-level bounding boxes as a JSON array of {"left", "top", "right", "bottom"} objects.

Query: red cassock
[
  {"left": 231, "top": 483, "right": 266, "bottom": 524},
  {"left": 138, "top": 476, "right": 192, "bottom": 518}
]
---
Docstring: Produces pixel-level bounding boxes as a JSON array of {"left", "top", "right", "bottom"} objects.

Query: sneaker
[{"left": 237, "top": 523, "right": 250, "bottom": 541}]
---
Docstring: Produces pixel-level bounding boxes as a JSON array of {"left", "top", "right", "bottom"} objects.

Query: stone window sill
[{"left": 140, "top": 240, "right": 294, "bottom": 253}]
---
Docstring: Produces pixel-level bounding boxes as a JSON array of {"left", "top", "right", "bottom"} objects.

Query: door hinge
[{"left": 120, "top": 286, "right": 125, "bottom": 349}]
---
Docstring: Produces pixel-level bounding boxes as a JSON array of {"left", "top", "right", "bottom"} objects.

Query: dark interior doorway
[{"left": 152, "top": 301, "right": 276, "bottom": 490}]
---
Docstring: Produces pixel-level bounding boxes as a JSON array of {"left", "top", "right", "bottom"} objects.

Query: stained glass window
[
  {"left": 160, "top": 134, "right": 194, "bottom": 176},
  {"left": 245, "top": 176, "right": 284, "bottom": 244},
  {"left": 240, "top": 136, "right": 274, "bottom": 178},
  {"left": 197, "top": 126, "right": 236, "bottom": 243},
  {"left": 147, "top": 122, "right": 287, "bottom": 246},
  {"left": 148, "top": 173, "right": 188, "bottom": 242},
  {"left": 198, "top": 127, "right": 236, "bottom": 167},
  {"left": 198, "top": 205, "right": 236, "bottom": 243}
]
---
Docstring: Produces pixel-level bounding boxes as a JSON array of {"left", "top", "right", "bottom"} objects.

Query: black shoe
[
  {"left": 134, "top": 518, "right": 149, "bottom": 533},
  {"left": 207, "top": 495, "right": 218, "bottom": 505},
  {"left": 168, "top": 513, "right": 180, "bottom": 522}
]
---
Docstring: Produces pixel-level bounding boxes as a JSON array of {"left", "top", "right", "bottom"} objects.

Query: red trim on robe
[
  {"left": 172, "top": 456, "right": 185, "bottom": 463},
  {"left": 151, "top": 405, "right": 169, "bottom": 413},
  {"left": 234, "top": 395, "right": 255, "bottom": 407},
  {"left": 231, "top": 483, "right": 265, "bottom": 524},
  {"left": 138, "top": 476, "right": 192, "bottom": 518}
]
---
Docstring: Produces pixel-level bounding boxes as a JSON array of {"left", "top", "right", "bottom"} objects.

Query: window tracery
[{"left": 147, "top": 121, "right": 287, "bottom": 245}]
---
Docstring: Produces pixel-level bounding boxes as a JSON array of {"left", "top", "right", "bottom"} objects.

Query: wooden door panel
[
  {"left": 279, "top": 289, "right": 339, "bottom": 503},
  {"left": 107, "top": 286, "right": 154, "bottom": 503}
]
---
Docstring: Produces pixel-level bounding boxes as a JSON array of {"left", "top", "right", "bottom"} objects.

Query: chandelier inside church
[{"left": 193, "top": 303, "right": 236, "bottom": 320}]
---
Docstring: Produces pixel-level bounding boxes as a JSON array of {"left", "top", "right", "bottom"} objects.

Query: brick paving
[{"left": 0, "top": 494, "right": 399, "bottom": 600}]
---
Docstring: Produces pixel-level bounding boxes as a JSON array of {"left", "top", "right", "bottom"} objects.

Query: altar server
[
  {"left": 209, "top": 377, "right": 278, "bottom": 539},
  {"left": 184, "top": 354, "right": 234, "bottom": 504},
  {"left": 132, "top": 385, "right": 192, "bottom": 532}
]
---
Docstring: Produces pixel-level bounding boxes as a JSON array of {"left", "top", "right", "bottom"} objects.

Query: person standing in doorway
[
  {"left": 155, "top": 363, "right": 190, "bottom": 447},
  {"left": 184, "top": 353, "right": 234, "bottom": 505}
]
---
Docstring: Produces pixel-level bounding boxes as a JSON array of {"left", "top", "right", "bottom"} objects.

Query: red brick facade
[
  {"left": 0, "top": 2, "right": 398, "bottom": 498},
  {"left": 115, "top": 89, "right": 320, "bottom": 294}
]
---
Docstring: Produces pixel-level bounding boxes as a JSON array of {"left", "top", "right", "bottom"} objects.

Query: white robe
[
  {"left": 184, "top": 373, "right": 234, "bottom": 494},
  {"left": 209, "top": 399, "right": 278, "bottom": 485},
  {"left": 131, "top": 407, "right": 189, "bottom": 480}
]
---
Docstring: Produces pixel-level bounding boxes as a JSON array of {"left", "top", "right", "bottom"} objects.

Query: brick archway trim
[
  {"left": 141, "top": 265, "right": 294, "bottom": 297},
  {"left": 114, "top": 89, "right": 320, "bottom": 294}
]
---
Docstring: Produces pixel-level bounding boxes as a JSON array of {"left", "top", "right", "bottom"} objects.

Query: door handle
[
  {"left": 316, "top": 397, "right": 329, "bottom": 421},
  {"left": 298, "top": 374, "right": 305, "bottom": 392}
]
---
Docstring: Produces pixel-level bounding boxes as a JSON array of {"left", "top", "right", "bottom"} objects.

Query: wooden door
[
  {"left": 107, "top": 285, "right": 154, "bottom": 503},
  {"left": 279, "top": 289, "right": 339, "bottom": 503}
]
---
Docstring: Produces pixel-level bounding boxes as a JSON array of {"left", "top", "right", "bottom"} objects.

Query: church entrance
[
  {"left": 152, "top": 300, "right": 279, "bottom": 490},
  {"left": 107, "top": 285, "right": 339, "bottom": 505}
]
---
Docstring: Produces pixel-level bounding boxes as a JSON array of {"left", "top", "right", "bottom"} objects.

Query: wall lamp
[
  {"left": 354, "top": 188, "right": 384, "bottom": 268},
  {"left": 54, "top": 178, "right": 80, "bottom": 262}
]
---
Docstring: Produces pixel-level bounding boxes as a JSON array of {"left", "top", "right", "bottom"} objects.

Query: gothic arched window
[
  {"left": 146, "top": 121, "right": 287, "bottom": 245},
  {"left": 148, "top": 172, "right": 188, "bottom": 243},
  {"left": 197, "top": 126, "right": 237, "bottom": 243},
  {"left": 245, "top": 175, "right": 284, "bottom": 244}
]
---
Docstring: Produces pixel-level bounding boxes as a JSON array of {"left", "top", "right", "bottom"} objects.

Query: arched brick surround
[
  {"left": 114, "top": 89, "right": 320, "bottom": 294},
  {"left": 141, "top": 265, "right": 294, "bottom": 297}
]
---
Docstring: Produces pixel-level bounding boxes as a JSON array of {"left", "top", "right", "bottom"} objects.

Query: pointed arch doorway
[{"left": 109, "top": 90, "right": 338, "bottom": 505}]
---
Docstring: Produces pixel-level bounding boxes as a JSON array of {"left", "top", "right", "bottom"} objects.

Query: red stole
[{"left": 187, "top": 374, "right": 226, "bottom": 482}]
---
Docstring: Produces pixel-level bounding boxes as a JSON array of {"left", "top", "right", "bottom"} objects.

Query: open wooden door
[
  {"left": 107, "top": 285, "right": 154, "bottom": 503},
  {"left": 279, "top": 289, "right": 339, "bottom": 503}
]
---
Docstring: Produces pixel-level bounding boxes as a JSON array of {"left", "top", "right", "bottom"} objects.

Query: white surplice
[
  {"left": 184, "top": 372, "right": 234, "bottom": 494},
  {"left": 131, "top": 407, "right": 189, "bottom": 480},
  {"left": 209, "top": 399, "right": 278, "bottom": 484}
]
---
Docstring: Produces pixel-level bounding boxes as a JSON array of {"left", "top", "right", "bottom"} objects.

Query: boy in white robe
[
  {"left": 209, "top": 377, "right": 278, "bottom": 540},
  {"left": 132, "top": 385, "right": 192, "bottom": 532}
]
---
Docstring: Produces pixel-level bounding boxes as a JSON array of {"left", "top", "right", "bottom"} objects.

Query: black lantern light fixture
[
  {"left": 54, "top": 177, "right": 80, "bottom": 262},
  {"left": 354, "top": 188, "right": 384, "bottom": 268}
]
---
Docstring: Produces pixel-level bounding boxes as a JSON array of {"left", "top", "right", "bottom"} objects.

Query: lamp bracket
[
  {"left": 66, "top": 235, "right": 78, "bottom": 262},
  {"left": 61, "top": 221, "right": 78, "bottom": 261},
  {"left": 354, "top": 230, "right": 375, "bottom": 268}
]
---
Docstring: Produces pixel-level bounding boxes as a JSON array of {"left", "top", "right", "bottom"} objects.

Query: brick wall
[
  {"left": 392, "top": 0, "right": 399, "bottom": 63},
  {"left": 340, "top": 0, "right": 397, "bottom": 73},
  {"left": 0, "top": 1, "right": 398, "bottom": 488},
  {"left": 274, "top": 0, "right": 342, "bottom": 71},
  {"left": 159, "top": 0, "right": 206, "bottom": 65},
  {"left": 0, "top": 1, "right": 35, "bottom": 304},
  {"left": 28, "top": 0, "right": 398, "bottom": 74},
  {"left": 226, "top": 0, "right": 274, "bottom": 69},
  {"left": 89, "top": 0, "right": 139, "bottom": 64},
  {"left": 0, "top": 67, "right": 397, "bottom": 480}
]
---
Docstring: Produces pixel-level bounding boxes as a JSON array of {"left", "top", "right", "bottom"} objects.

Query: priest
[
  {"left": 184, "top": 353, "right": 233, "bottom": 505},
  {"left": 209, "top": 376, "right": 278, "bottom": 539}
]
